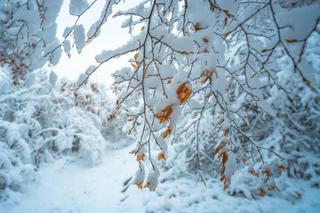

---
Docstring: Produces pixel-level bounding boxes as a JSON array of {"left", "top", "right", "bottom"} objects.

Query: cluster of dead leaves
[
  {"left": 214, "top": 139, "right": 231, "bottom": 190},
  {"left": 154, "top": 81, "right": 192, "bottom": 140},
  {"left": 0, "top": 54, "right": 28, "bottom": 85},
  {"left": 130, "top": 148, "right": 166, "bottom": 162},
  {"left": 248, "top": 165, "right": 285, "bottom": 197},
  {"left": 129, "top": 53, "right": 139, "bottom": 68}
]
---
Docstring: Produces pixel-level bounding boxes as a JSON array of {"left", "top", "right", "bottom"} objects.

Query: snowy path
[
  {"left": 1, "top": 145, "right": 320, "bottom": 213},
  {"left": 1, "top": 146, "right": 139, "bottom": 213}
]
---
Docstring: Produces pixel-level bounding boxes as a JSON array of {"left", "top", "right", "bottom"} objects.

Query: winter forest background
[{"left": 0, "top": 0, "right": 320, "bottom": 212}]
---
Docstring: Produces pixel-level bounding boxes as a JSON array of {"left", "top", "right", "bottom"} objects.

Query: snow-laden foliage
[
  {"left": 0, "top": 0, "right": 61, "bottom": 200},
  {"left": 66, "top": 0, "right": 320, "bottom": 197},
  {"left": 0, "top": 0, "right": 129, "bottom": 201},
  {"left": 0, "top": 0, "right": 63, "bottom": 71},
  {"left": 0, "top": 65, "right": 127, "bottom": 200}
]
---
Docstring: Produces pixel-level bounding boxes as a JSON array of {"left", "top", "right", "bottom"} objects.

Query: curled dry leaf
[
  {"left": 135, "top": 181, "right": 144, "bottom": 189},
  {"left": 134, "top": 166, "right": 145, "bottom": 189},
  {"left": 262, "top": 167, "right": 272, "bottom": 177},
  {"left": 129, "top": 149, "right": 145, "bottom": 162},
  {"left": 157, "top": 152, "right": 166, "bottom": 161},
  {"left": 257, "top": 188, "right": 266, "bottom": 197},
  {"left": 202, "top": 36, "right": 209, "bottom": 44},
  {"left": 219, "top": 151, "right": 229, "bottom": 189},
  {"left": 134, "top": 53, "right": 139, "bottom": 60},
  {"left": 155, "top": 105, "right": 173, "bottom": 123},
  {"left": 277, "top": 164, "right": 286, "bottom": 173},
  {"left": 214, "top": 140, "right": 229, "bottom": 156},
  {"left": 248, "top": 168, "right": 259, "bottom": 177},
  {"left": 176, "top": 81, "right": 192, "bottom": 104},
  {"left": 136, "top": 153, "right": 145, "bottom": 162},
  {"left": 162, "top": 127, "right": 172, "bottom": 138},
  {"left": 193, "top": 22, "right": 205, "bottom": 32},
  {"left": 107, "top": 111, "right": 116, "bottom": 122}
]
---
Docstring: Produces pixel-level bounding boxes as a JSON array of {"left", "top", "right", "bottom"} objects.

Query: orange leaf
[
  {"left": 136, "top": 153, "right": 145, "bottom": 162},
  {"left": 162, "top": 127, "right": 172, "bottom": 138},
  {"left": 135, "top": 181, "right": 144, "bottom": 189},
  {"left": 157, "top": 152, "right": 166, "bottom": 161},
  {"left": 134, "top": 53, "right": 139, "bottom": 60},
  {"left": 176, "top": 82, "right": 192, "bottom": 104},
  {"left": 257, "top": 188, "right": 266, "bottom": 197},
  {"left": 194, "top": 22, "right": 204, "bottom": 32},
  {"left": 214, "top": 141, "right": 229, "bottom": 155},
  {"left": 155, "top": 105, "right": 173, "bottom": 123},
  {"left": 222, "top": 152, "right": 228, "bottom": 164},
  {"left": 218, "top": 151, "right": 230, "bottom": 190},
  {"left": 276, "top": 164, "right": 285, "bottom": 173},
  {"left": 248, "top": 168, "right": 259, "bottom": 177},
  {"left": 202, "top": 36, "right": 209, "bottom": 44},
  {"left": 262, "top": 167, "right": 272, "bottom": 177}
]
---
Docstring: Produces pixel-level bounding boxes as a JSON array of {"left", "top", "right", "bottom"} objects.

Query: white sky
[{"left": 54, "top": 0, "right": 140, "bottom": 89}]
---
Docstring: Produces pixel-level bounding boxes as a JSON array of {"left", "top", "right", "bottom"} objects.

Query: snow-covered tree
[
  {"left": 68, "top": 0, "right": 320, "bottom": 194},
  {"left": 0, "top": 0, "right": 63, "bottom": 199},
  {"left": 0, "top": 0, "right": 128, "bottom": 199}
]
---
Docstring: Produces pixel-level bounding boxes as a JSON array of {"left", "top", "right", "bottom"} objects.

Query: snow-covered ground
[
  {"left": 0, "top": 145, "right": 319, "bottom": 213},
  {"left": 0, "top": 146, "right": 138, "bottom": 213}
]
